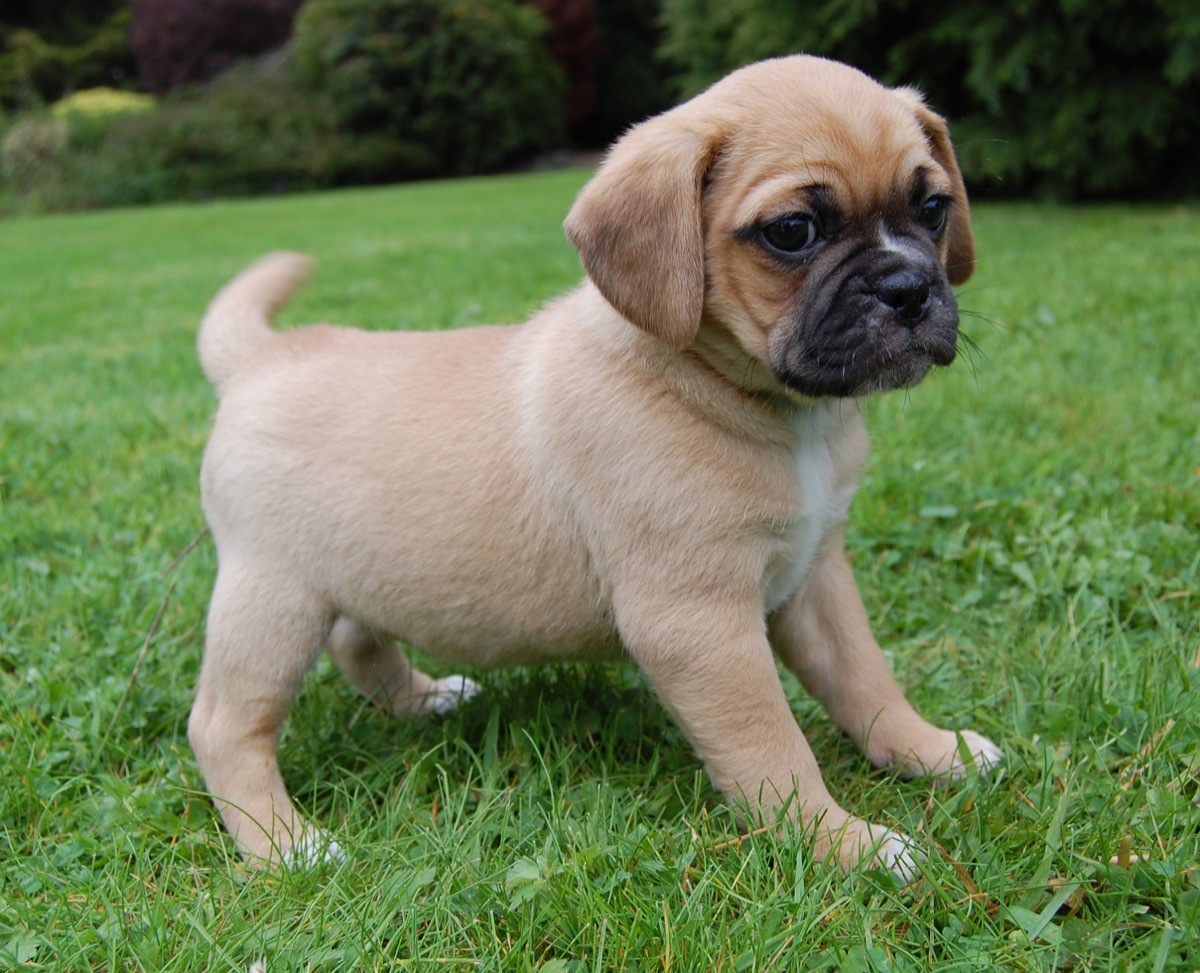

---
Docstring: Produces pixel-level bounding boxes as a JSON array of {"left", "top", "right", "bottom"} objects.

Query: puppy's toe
[
  {"left": 827, "top": 820, "right": 922, "bottom": 884},
  {"left": 891, "top": 728, "right": 1004, "bottom": 781},
  {"left": 956, "top": 730, "right": 1004, "bottom": 777},
  {"left": 872, "top": 829, "right": 923, "bottom": 885},
  {"left": 834, "top": 822, "right": 922, "bottom": 883},
  {"left": 425, "top": 674, "right": 479, "bottom": 716},
  {"left": 283, "top": 829, "right": 345, "bottom": 868}
]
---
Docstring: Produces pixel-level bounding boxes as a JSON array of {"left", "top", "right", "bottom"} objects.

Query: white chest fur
[{"left": 763, "top": 402, "right": 858, "bottom": 613}]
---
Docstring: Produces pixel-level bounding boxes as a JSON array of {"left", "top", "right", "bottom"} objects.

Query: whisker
[
  {"left": 742, "top": 354, "right": 760, "bottom": 389},
  {"left": 959, "top": 306, "right": 1006, "bottom": 336},
  {"left": 953, "top": 330, "right": 986, "bottom": 387}
]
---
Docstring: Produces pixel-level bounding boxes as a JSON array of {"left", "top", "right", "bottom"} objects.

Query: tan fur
[{"left": 190, "top": 55, "right": 1000, "bottom": 872}]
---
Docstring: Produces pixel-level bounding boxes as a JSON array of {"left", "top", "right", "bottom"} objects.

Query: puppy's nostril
[{"left": 875, "top": 270, "right": 930, "bottom": 325}]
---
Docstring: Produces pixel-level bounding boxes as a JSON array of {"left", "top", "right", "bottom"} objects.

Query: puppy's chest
[{"left": 763, "top": 419, "right": 856, "bottom": 612}]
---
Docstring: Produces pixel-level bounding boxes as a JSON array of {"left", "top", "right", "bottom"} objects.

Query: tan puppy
[{"left": 190, "top": 55, "right": 1002, "bottom": 875}]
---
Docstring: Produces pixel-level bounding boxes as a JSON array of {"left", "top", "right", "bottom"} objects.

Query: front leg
[
  {"left": 770, "top": 528, "right": 1002, "bottom": 778},
  {"left": 617, "top": 589, "right": 918, "bottom": 877}
]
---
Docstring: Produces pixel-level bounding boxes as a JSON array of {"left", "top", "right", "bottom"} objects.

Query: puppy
[{"left": 189, "top": 54, "right": 1002, "bottom": 875}]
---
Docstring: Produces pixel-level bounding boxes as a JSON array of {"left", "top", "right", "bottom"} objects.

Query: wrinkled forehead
[{"left": 703, "top": 72, "right": 943, "bottom": 218}]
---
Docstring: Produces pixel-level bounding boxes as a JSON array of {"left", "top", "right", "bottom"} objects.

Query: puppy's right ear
[{"left": 565, "top": 119, "right": 721, "bottom": 350}]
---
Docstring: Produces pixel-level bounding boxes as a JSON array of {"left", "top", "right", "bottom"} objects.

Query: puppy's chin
[
  {"left": 770, "top": 273, "right": 960, "bottom": 399},
  {"left": 782, "top": 326, "right": 960, "bottom": 398},
  {"left": 847, "top": 348, "right": 952, "bottom": 397},
  {"left": 776, "top": 323, "right": 958, "bottom": 399}
]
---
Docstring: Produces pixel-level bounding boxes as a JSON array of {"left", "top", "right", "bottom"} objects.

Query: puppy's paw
[
  {"left": 282, "top": 828, "right": 345, "bottom": 868},
  {"left": 830, "top": 820, "right": 922, "bottom": 884},
  {"left": 887, "top": 728, "right": 1004, "bottom": 781},
  {"left": 423, "top": 674, "right": 479, "bottom": 716},
  {"left": 952, "top": 730, "right": 1004, "bottom": 777},
  {"left": 871, "top": 829, "right": 923, "bottom": 885}
]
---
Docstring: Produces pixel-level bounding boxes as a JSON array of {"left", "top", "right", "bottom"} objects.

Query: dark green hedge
[
  {"left": 293, "top": 0, "right": 565, "bottom": 180},
  {"left": 660, "top": 0, "right": 1200, "bottom": 200}
]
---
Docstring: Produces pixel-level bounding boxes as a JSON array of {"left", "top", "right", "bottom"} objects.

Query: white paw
[
  {"left": 953, "top": 730, "right": 1004, "bottom": 778},
  {"left": 283, "top": 828, "right": 344, "bottom": 868},
  {"left": 425, "top": 674, "right": 479, "bottom": 716},
  {"left": 901, "top": 729, "right": 1005, "bottom": 781},
  {"left": 871, "top": 828, "right": 923, "bottom": 884}
]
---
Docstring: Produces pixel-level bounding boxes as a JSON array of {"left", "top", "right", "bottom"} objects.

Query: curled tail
[{"left": 198, "top": 251, "right": 315, "bottom": 392}]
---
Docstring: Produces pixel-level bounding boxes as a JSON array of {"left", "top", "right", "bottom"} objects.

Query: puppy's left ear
[
  {"left": 893, "top": 87, "right": 976, "bottom": 285},
  {"left": 565, "top": 119, "right": 722, "bottom": 349}
]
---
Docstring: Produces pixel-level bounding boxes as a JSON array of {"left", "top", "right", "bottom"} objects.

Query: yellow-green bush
[{"left": 51, "top": 87, "right": 155, "bottom": 122}]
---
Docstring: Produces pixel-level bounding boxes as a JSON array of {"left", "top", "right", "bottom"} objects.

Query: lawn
[{"left": 1, "top": 172, "right": 1197, "bottom": 971}]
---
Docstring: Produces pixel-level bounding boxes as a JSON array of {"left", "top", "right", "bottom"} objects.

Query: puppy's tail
[{"left": 198, "top": 251, "right": 315, "bottom": 392}]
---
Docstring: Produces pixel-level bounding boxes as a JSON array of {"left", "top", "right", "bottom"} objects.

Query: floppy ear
[
  {"left": 893, "top": 87, "right": 976, "bottom": 285},
  {"left": 564, "top": 118, "right": 721, "bottom": 349}
]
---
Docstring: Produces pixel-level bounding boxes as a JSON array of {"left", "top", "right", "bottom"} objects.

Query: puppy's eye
[
  {"left": 917, "top": 196, "right": 949, "bottom": 235},
  {"left": 761, "top": 214, "right": 819, "bottom": 253}
]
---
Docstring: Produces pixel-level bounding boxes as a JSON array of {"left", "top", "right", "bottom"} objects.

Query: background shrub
[
  {"left": 293, "top": 0, "right": 565, "bottom": 181},
  {"left": 1, "top": 116, "right": 67, "bottom": 189},
  {"left": 80, "top": 62, "right": 340, "bottom": 207},
  {"left": 659, "top": 0, "right": 1200, "bottom": 199},
  {"left": 2, "top": 58, "right": 341, "bottom": 211}
]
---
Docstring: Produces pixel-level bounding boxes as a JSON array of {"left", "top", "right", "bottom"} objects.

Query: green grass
[{"left": 2, "top": 173, "right": 1198, "bottom": 971}]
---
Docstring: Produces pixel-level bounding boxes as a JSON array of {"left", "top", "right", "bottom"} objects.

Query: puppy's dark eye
[
  {"left": 917, "top": 196, "right": 949, "bottom": 235},
  {"left": 761, "top": 214, "right": 819, "bottom": 253}
]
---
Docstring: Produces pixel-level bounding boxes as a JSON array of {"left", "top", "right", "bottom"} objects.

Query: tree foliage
[
  {"left": 660, "top": 0, "right": 1200, "bottom": 199},
  {"left": 0, "top": 2, "right": 134, "bottom": 110},
  {"left": 580, "top": 0, "right": 674, "bottom": 146},
  {"left": 129, "top": 0, "right": 306, "bottom": 95},
  {"left": 528, "top": 0, "right": 601, "bottom": 129}
]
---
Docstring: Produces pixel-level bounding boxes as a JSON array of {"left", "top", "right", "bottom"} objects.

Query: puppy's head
[{"left": 565, "top": 55, "right": 975, "bottom": 399}]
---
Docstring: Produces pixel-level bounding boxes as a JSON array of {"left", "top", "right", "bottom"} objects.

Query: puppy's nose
[{"left": 874, "top": 270, "right": 930, "bottom": 325}]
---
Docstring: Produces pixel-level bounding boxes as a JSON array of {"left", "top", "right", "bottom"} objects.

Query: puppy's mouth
[{"left": 770, "top": 257, "right": 960, "bottom": 399}]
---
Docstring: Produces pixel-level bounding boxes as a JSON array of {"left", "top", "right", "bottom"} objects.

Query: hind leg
[
  {"left": 327, "top": 617, "right": 478, "bottom": 717},
  {"left": 188, "top": 563, "right": 337, "bottom": 864}
]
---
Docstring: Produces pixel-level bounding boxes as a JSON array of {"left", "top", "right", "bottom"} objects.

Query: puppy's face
[{"left": 566, "top": 56, "right": 975, "bottom": 399}]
